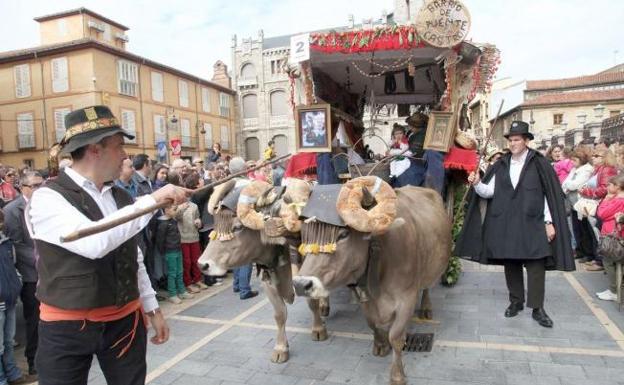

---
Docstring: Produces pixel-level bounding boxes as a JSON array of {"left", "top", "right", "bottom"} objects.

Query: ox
[
  {"left": 197, "top": 178, "right": 329, "bottom": 364},
  {"left": 293, "top": 176, "right": 451, "bottom": 385}
]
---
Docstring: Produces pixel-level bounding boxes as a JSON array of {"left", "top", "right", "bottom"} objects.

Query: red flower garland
[{"left": 310, "top": 26, "right": 425, "bottom": 54}]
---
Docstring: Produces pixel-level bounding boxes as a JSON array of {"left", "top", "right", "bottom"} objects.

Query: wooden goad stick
[{"left": 60, "top": 153, "right": 292, "bottom": 243}]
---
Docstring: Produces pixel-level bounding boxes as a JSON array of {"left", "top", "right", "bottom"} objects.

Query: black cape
[{"left": 455, "top": 150, "right": 575, "bottom": 271}]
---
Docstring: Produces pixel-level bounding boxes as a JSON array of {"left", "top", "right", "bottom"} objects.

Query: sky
[{"left": 1, "top": 0, "right": 623, "bottom": 82}]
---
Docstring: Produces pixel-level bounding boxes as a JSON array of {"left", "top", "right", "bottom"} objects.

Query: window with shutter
[
  {"left": 54, "top": 108, "right": 71, "bottom": 143},
  {"left": 203, "top": 123, "right": 213, "bottom": 147},
  {"left": 14, "top": 64, "right": 31, "bottom": 98},
  {"left": 202, "top": 88, "right": 211, "bottom": 112},
  {"left": 178, "top": 80, "right": 189, "bottom": 107},
  {"left": 181, "top": 119, "right": 191, "bottom": 147},
  {"left": 17, "top": 112, "right": 35, "bottom": 149},
  {"left": 270, "top": 90, "right": 288, "bottom": 116},
  {"left": 153, "top": 114, "right": 167, "bottom": 144},
  {"left": 219, "top": 93, "right": 230, "bottom": 117},
  {"left": 220, "top": 125, "right": 230, "bottom": 150},
  {"left": 121, "top": 110, "right": 137, "bottom": 144},
  {"left": 118, "top": 60, "right": 138, "bottom": 97},
  {"left": 151, "top": 72, "right": 164, "bottom": 102},
  {"left": 242, "top": 94, "right": 258, "bottom": 119},
  {"left": 51, "top": 57, "right": 69, "bottom": 93}
]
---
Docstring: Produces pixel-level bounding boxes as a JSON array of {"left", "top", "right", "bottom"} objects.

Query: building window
[
  {"left": 103, "top": 23, "right": 112, "bottom": 41},
  {"left": 178, "top": 80, "right": 189, "bottom": 108},
  {"left": 14, "top": 64, "right": 31, "bottom": 98},
  {"left": 117, "top": 60, "right": 138, "bottom": 97},
  {"left": 219, "top": 93, "right": 230, "bottom": 117},
  {"left": 153, "top": 114, "right": 167, "bottom": 144},
  {"left": 220, "top": 125, "right": 230, "bottom": 150},
  {"left": 553, "top": 113, "right": 563, "bottom": 125},
  {"left": 203, "top": 122, "right": 213, "bottom": 147},
  {"left": 17, "top": 112, "right": 35, "bottom": 149},
  {"left": 245, "top": 137, "right": 260, "bottom": 161},
  {"left": 610, "top": 110, "right": 621, "bottom": 118},
  {"left": 151, "top": 72, "right": 164, "bottom": 102},
  {"left": 121, "top": 109, "right": 137, "bottom": 144},
  {"left": 270, "top": 90, "right": 288, "bottom": 116},
  {"left": 240, "top": 63, "right": 256, "bottom": 79},
  {"left": 181, "top": 119, "right": 191, "bottom": 147},
  {"left": 242, "top": 94, "right": 258, "bottom": 119},
  {"left": 51, "top": 57, "right": 69, "bottom": 93},
  {"left": 53, "top": 107, "right": 71, "bottom": 143},
  {"left": 271, "top": 59, "right": 283, "bottom": 75},
  {"left": 201, "top": 88, "right": 211, "bottom": 112}
]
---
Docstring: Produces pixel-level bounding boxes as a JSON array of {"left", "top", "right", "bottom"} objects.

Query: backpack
[{"left": 0, "top": 235, "right": 22, "bottom": 306}]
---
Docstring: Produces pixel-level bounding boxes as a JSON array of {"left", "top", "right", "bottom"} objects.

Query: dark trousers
[
  {"left": 20, "top": 282, "right": 39, "bottom": 365},
  {"left": 504, "top": 258, "right": 546, "bottom": 309},
  {"left": 577, "top": 216, "right": 599, "bottom": 262},
  {"left": 36, "top": 310, "right": 146, "bottom": 385}
]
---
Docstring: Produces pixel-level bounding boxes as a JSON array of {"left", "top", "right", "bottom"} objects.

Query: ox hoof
[
  {"left": 270, "top": 349, "right": 289, "bottom": 363},
  {"left": 419, "top": 308, "right": 433, "bottom": 320},
  {"left": 372, "top": 343, "right": 391, "bottom": 357},
  {"left": 311, "top": 328, "right": 328, "bottom": 341},
  {"left": 390, "top": 377, "right": 407, "bottom": 385}
]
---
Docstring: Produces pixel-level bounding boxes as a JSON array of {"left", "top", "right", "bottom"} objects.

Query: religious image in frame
[
  {"left": 423, "top": 111, "right": 455, "bottom": 152},
  {"left": 295, "top": 104, "right": 332, "bottom": 153}
]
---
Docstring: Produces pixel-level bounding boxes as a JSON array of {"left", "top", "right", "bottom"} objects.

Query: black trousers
[
  {"left": 36, "top": 310, "right": 147, "bottom": 385},
  {"left": 504, "top": 258, "right": 546, "bottom": 309},
  {"left": 20, "top": 282, "right": 39, "bottom": 364}
]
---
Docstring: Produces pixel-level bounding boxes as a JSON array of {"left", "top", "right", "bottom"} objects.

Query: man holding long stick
[{"left": 28, "top": 106, "right": 191, "bottom": 385}]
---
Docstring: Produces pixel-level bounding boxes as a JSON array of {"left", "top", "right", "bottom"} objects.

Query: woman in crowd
[
  {"left": 208, "top": 143, "right": 222, "bottom": 163},
  {"left": 152, "top": 164, "right": 169, "bottom": 191},
  {"left": 595, "top": 174, "right": 624, "bottom": 301},
  {"left": 0, "top": 168, "right": 18, "bottom": 206},
  {"left": 562, "top": 147, "right": 594, "bottom": 259},
  {"left": 579, "top": 149, "right": 619, "bottom": 271}
]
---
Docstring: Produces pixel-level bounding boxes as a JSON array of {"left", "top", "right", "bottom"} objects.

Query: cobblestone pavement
[{"left": 23, "top": 260, "right": 624, "bottom": 385}]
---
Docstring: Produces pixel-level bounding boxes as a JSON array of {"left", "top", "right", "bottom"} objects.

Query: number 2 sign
[{"left": 289, "top": 33, "right": 310, "bottom": 64}]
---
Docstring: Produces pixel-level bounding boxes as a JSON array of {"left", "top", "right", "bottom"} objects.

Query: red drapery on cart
[
  {"left": 443, "top": 147, "right": 478, "bottom": 172},
  {"left": 284, "top": 152, "right": 317, "bottom": 179},
  {"left": 310, "top": 26, "right": 426, "bottom": 54}
]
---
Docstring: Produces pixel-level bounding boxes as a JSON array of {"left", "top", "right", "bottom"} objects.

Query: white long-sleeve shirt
[
  {"left": 28, "top": 167, "right": 159, "bottom": 312},
  {"left": 474, "top": 149, "right": 552, "bottom": 222}
]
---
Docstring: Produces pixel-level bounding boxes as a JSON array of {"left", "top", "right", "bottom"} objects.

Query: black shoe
[
  {"left": 233, "top": 287, "right": 240, "bottom": 293},
  {"left": 504, "top": 302, "right": 524, "bottom": 318},
  {"left": 240, "top": 291, "right": 258, "bottom": 300},
  {"left": 28, "top": 362, "right": 37, "bottom": 376},
  {"left": 532, "top": 308, "right": 553, "bottom": 328}
]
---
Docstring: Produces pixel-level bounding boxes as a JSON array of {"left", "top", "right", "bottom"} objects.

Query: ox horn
[
  {"left": 237, "top": 180, "right": 273, "bottom": 230},
  {"left": 336, "top": 176, "right": 397, "bottom": 234}
]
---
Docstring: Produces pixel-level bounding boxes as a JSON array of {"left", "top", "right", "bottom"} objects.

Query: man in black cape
[{"left": 455, "top": 121, "right": 574, "bottom": 328}]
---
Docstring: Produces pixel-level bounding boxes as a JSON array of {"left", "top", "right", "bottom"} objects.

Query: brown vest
[{"left": 35, "top": 171, "right": 140, "bottom": 310}]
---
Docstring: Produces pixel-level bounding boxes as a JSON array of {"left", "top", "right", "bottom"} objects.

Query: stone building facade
[{"left": 0, "top": 8, "right": 236, "bottom": 169}]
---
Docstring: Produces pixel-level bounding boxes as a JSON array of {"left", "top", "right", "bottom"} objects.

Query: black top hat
[
  {"left": 503, "top": 121, "right": 534, "bottom": 140},
  {"left": 59, "top": 105, "right": 135, "bottom": 154}
]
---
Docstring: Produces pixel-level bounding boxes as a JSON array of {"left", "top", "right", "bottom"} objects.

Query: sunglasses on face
[
  {"left": 5, "top": 174, "right": 15, "bottom": 177},
  {"left": 22, "top": 183, "right": 43, "bottom": 189}
]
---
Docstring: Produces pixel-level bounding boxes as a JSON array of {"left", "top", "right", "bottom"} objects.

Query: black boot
[
  {"left": 532, "top": 308, "right": 553, "bottom": 328},
  {"left": 504, "top": 302, "right": 524, "bottom": 318}
]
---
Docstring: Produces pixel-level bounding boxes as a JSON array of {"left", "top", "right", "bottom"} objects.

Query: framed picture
[
  {"left": 295, "top": 104, "right": 332, "bottom": 153},
  {"left": 423, "top": 111, "right": 455, "bottom": 152}
]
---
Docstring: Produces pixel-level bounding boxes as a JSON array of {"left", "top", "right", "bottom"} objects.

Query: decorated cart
[{"left": 283, "top": 0, "right": 500, "bottom": 285}]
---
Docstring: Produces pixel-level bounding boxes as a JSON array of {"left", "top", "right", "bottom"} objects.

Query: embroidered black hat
[
  {"left": 59, "top": 105, "right": 135, "bottom": 154},
  {"left": 504, "top": 121, "right": 534, "bottom": 140}
]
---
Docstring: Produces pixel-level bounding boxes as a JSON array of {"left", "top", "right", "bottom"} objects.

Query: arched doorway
[{"left": 245, "top": 137, "right": 260, "bottom": 161}]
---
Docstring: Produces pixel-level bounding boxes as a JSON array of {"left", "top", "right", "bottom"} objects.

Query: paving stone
[
  {"left": 281, "top": 362, "right": 330, "bottom": 381},
  {"left": 148, "top": 370, "right": 184, "bottom": 385},
  {"left": 205, "top": 364, "right": 255, "bottom": 383},
  {"left": 505, "top": 373, "right": 561, "bottom": 385},
  {"left": 529, "top": 362, "right": 587, "bottom": 378},
  {"left": 171, "top": 374, "right": 221, "bottom": 385},
  {"left": 245, "top": 372, "right": 301, "bottom": 385}
]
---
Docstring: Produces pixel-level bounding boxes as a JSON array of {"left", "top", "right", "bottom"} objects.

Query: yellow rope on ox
[
  {"left": 209, "top": 230, "right": 234, "bottom": 241},
  {"left": 298, "top": 243, "right": 337, "bottom": 255}
]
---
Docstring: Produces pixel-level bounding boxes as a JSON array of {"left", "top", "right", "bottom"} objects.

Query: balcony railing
[
  {"left": 238, "top": 76, "right": 258, "bottom": 87},
  {"left": 269, "top": 115, "right": 291, "bottom": 127},
  {"left": 243, "top": 118, "right": 259, "bottom": 128}
]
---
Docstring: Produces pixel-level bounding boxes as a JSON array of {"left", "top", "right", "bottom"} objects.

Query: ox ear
[
  {"left": 361, "top": 186, "right": 375, "bottom": 208},
  {"left": 387, "top": 217, "right": 405, "bottom": 231}
]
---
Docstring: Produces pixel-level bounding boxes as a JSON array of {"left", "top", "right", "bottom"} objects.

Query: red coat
[
  {"left": 0, "top": 181, "right": 18, "bottom": 202},
  {"left": 579, "top": 165, "right": 618, "bottom": 199},
  {"left": 597, "top": 196, "right": 624, "bottom": 237}
]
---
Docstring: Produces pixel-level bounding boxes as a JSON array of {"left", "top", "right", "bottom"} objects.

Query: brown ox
[
  {"left": 197, "top": 179, "right": 329, "bottom": 364},
  {"left": 293, "top": 177, "right": 451, "bottom": 385}
]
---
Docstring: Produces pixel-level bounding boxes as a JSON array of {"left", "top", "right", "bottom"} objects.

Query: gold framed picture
[
  {"left": 423, "top": 111, "right": 455, "bottom": 152},
  {"left": 295, "top": 104, "right": 332, "bottom": 153}
]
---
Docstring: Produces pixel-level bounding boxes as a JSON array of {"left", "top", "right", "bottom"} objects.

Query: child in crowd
[
  {"left": 0, "top": 209, "right": 24, "bottom": 385},
  {"left": 595, "top": 174, "right": 624, "bottom": 301},
  {"left": 388, "top": 125, "right": 412, "bottom": 184},
  {"left": 156, "top": 205, "right": 194, "bottom": 304},
  {"left": 177, "top": 174, "right": 207, "bottom": 294}
]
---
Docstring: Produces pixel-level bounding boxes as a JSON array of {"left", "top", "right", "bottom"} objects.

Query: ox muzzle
[
  {"left": 292, "top": 276, "right": 328, "bottom": 299},
  {"left": 198, "top": 259, "right": 227, "bottom": 277}
]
